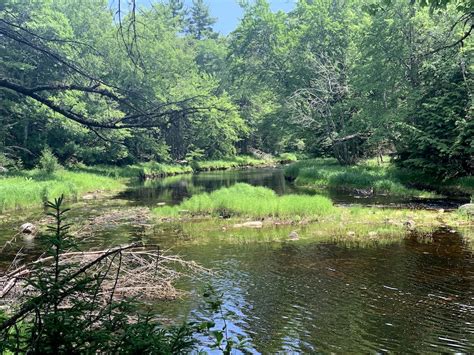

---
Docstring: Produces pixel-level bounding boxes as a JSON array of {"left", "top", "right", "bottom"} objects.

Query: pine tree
[
  {"left": 186, "top": 0, "right": 217, "bottom": 40},
  {"left": 168, "top": 0, "right": 187, "bottom": 29}
]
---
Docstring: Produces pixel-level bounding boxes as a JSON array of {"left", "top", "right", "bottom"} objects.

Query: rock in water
[
  {"left": 233, "top": 221, "right": 263, "bottom": 229},
  {"left": 458, "top": 204, "right": 474, "bottom": 216},
  {"left": 404, "top": 220, "right": 416, "bottom": 231},
  {"left": 20, "top": 223, "right": 37, "bottom": 236},
  {"left": 288, "top": 231, "right": 299, "bottom": 240}
]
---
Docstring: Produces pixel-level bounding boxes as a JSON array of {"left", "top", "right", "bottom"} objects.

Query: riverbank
[
  {"left": 72, "top": 154, "right": 296, "bottom": 180},
  {"left": 284, "top": 158, "right": 473, "bottom": 198}
]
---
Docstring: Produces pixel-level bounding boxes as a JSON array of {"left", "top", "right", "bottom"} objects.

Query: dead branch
[{"left": 0, "top": 243, "right": 208, "bottom": 331}]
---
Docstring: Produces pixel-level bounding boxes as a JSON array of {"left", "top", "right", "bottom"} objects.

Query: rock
[
  {"left": 288, "top": 230, "right": 299, "bottom": 240},
  {"left": 404, "top": 219, "right": 416, "bottom": 231},
  {"left": 368, "top": 231, "right": 377, "bottom": 238},
  {"left": 82, "top": 194, "right": 95, "bottom": 200},
  {"left": 233, "top": 221, "right": 263, "bottom": 229},
  {"left": 20, "top": 223, "right": 37, "bottom": 236},
  {"left": 458, "top": 204, "right": 474, "bottom": 216}
]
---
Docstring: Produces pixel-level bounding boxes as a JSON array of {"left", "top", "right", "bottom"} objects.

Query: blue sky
[{"left": 136, "top": 1, "right": 296, "bottom": 35}]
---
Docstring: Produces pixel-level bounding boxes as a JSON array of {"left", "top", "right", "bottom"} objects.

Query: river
[{"left": 1, "top": 167, "right": 473, "bottom": 352}]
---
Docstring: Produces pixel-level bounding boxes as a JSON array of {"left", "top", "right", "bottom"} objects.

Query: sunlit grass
[
  {"left": 0, "top": 170, "right": 124, "bottom": 212},
  {"left": 155, "top": 183, "right": 335, "bottom": 218}
]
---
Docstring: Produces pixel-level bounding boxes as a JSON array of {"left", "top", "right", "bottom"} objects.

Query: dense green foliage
[{"left": 0, "top": 0, "right": 471, "bottom": 176}]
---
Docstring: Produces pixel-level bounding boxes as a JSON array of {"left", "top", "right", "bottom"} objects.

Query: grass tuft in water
[{"left": 155, "top": 183, "right": 335, "bottom": 218}]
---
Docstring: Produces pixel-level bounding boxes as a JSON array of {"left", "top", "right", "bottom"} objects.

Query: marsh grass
[
  {"left": 71, "top": 162, "right": 193, "bottom": 179},
  {"left": 285, "top": 158, "right": 443, "bottom": 197},
  {"left": 155, "top": 183, "right": 335, "bottom": 218},
  {"left": 0, "top": 170, "right": 123, "bottom": 212}
]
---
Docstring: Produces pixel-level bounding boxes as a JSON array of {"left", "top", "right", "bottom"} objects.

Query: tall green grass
[
  {"left": 71, "top": 162, "right": 193, "bottom": 179},
  {"left": 284, "top": 158, "right": 439, "bottom": 197},
  {"left": 0, "top": 170, "right": 123, "bottom": 212},
  {"left": 154, "top": 183, "right": 335, "bottom": 218}
]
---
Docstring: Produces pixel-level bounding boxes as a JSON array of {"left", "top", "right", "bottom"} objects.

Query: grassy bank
[
  {"left": 0, "top": 170, "right": 124, "bottom": 212},
  {"left": 284, "top": 158, "right": 473, "bottom": 197}
]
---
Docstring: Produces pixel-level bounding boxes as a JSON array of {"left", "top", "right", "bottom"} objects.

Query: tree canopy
[{"left": 0, "top": 0, "right": 472, "bottom": 176}]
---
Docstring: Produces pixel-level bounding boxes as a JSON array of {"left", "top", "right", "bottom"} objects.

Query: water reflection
[
  {"left": 155, "top": 230, "right": 474, "bottom": 353},
  {"left": 118, "top": 167, "right": 468, "bottom": 209}
]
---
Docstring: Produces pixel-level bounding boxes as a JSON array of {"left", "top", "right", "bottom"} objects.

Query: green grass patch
[
  {"left": 284, "top": 158, "right": 445, "bottom": 197},
  {"left": 0, "top": 169, "right": 124, "bottom": 212},
  {"left": 71, "top": 162, "right": 193, "bottom": 179},
  {"left": 154, "top": 183, "right": 335, "bottom": 219}
]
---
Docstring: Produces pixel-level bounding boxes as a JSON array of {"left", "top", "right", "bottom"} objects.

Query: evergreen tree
[
  {"left": 186, "top": 0, "right": 217, "bottom": 40},
  {"left": 167, "top": 0, "right": 187, "bottom": 29}
]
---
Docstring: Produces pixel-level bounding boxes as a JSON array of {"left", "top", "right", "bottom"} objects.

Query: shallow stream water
[{"left": 0, "top": 167, "right": 472, "bottom": 352}]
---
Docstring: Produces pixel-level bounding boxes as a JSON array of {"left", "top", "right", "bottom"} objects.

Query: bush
[{"left": 38, "top": 148, "right": 61, "bottom": 175}]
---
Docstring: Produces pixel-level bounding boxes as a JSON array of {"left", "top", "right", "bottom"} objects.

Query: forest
[
  {"left": 0, "top": 0, "right": 473, "bottom": 353},
  {"left": 1, "top": 0, "right": 471, "bottom": 177}
]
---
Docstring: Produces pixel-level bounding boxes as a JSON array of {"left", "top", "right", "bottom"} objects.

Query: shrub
[{"left": 38, "top": 148, "right": 61, "bottom": 175}]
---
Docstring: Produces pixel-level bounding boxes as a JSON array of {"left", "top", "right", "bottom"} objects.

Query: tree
[{"left": 186, "top": 0, "right": 217, "bottom": 40}]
